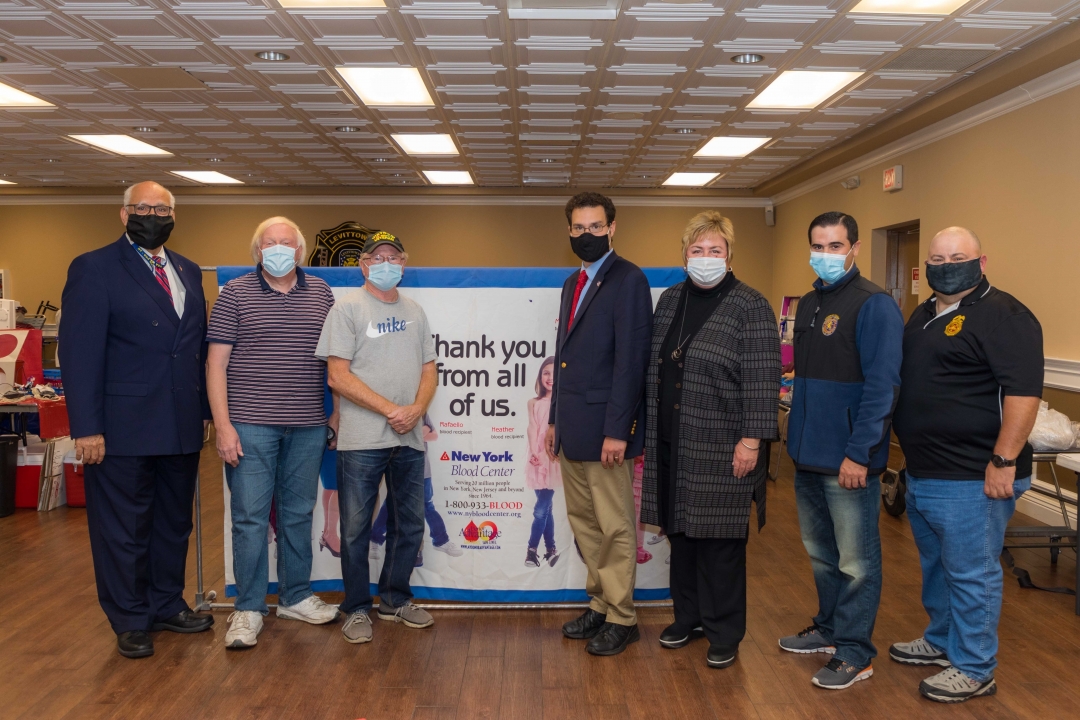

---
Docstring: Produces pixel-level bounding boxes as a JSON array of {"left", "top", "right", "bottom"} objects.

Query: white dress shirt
[{"left": 128, "top": 236, "right": 186, "bottom": 319}]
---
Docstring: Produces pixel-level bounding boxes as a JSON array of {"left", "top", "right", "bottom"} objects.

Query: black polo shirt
[{"left": 893, "top": 277, "right": 1043, "bottom": 481}]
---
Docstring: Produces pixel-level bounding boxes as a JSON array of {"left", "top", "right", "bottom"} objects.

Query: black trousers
[
  {"left": 668, "top": 532, "right": 748, "bottom": 654},
  {"left": 84, "top": 453, "right": 200, "bottom": 633}
]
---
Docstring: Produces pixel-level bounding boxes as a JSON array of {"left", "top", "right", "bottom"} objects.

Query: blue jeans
[
  {"left": 906, "top": 475, "right": 1030, "bottom": 682},
  {"left": 225, "top": 423, "right": 326, "bottom": 613},
  {"left": 338, "top": 446, "right": 426, "bottom": 613},
  {"left": 528, "top": 489, "right": 555, "bottom": 550},
  {"left": 371, "top": 476, "right": 449, "bottom": 547},
  {"left": 794, "top": 470, "right": 883, "bottom": 667}
]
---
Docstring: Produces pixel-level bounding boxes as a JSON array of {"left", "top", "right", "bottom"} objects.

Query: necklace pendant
[{"left": 671, "top": 348, "right": 681, "bottom": 360}]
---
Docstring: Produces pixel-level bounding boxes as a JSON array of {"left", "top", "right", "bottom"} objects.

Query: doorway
[{"left": 885, "top": 222, "right": 921, "bottom": 320}]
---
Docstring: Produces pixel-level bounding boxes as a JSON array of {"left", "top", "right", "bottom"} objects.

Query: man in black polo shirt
[{"left": 891, "top": 227, "right": 1043, "bottom": 704}]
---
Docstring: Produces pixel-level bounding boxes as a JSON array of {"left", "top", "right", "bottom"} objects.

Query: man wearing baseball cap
[{"left": 315, "top": 230, "right": 438, "bottom": 646}]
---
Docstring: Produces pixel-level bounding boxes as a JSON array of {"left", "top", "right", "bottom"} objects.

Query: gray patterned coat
[{"left": 640, "top": 278, "right": 781, "bottom": 538}]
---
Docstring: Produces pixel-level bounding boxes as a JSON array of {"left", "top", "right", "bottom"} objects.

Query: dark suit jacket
[
  {"left": 549, "top": 252, "right": 653, "bottom": 462},
  {"left": 58, "top": 235, "right": 210, "bottom": 457}
]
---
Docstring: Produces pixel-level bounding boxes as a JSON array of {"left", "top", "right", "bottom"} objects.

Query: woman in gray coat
[{"left": 641, "top": 211, "right": 780, "bottom": 669}]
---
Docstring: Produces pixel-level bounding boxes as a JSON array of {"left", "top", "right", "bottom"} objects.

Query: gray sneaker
[
  {"left": 890, "top": 637, "right": 950, "bottom": 667},
  {"left": 779, "top": 625, "right": 836, "bottom": 655},
  {"left": 341, "top": 610, "right": 373, "bottom": 644},
  {"left": 811, "top": 657, "right": 873, "bottom": 690},
  {"left": 377, "top": 600, "right": 434, "bottom": 629},
  {"left": 919, "top": 668, "right": 996, "bottom": 703}
]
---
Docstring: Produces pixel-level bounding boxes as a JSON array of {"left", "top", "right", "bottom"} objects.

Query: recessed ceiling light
[
  {"left": 748, "top": 71, "right": 863, "bottom": 109},
  {"left": 132, "top": 126, "right": 156, "bottom": 133},
  {"left": 674, "top": 128, "right": 695, "bottom": 134},
  {"left": 0, "top": 80, "right": 54, "bottom": 108},
  {"left": 663, "top": 172, "right": 720, "bottom": 187},
  {"left": 69, "top": 134, "right": 172, "bottom": 157},
  {"left": 43, "top": 158, "right": 58, "bottom": 163},
  {"left": 424, "top": 170, "right": 474, "bottom": 185},
  {"left": 731, "top": 53, "right": 764, "bottom": 64},
  {"left": 850, "top": 0, "right": 970, "bottom": 14},
  {"left": 0, "top": 179, "right": 16, "bottom": 185},
  {"left": 208, "top": 157, "right": 223, "bottom": 162},
  {"left": 540, "top": 158, "right": 554, "bottom": 163},
  {"left": 278, "top": 1, "right": 386, "bottom": 7},
  {"left": 171, "top": 170, "right": 244, "bottom": 185},
  {"left": 336, "top": 67, "right": 435, "bottom": 107},
  {"left": 255, "top": 51, "right": 290, "bottom": 62},
  {"left": 336, "top": 126, "right": 360, "bottom": 132},
  {"left": 695, "top": 136, "right": 771, "bottom": 158},
  {"left": 392, "top": 133, "right": 458, "bottom": 155},
  {"left": 372, "top": 158, "right": 387, "bottom": 163}
]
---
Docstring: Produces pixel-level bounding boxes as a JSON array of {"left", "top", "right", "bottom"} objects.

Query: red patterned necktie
[
  {"left": 566, "top": 270, "right": 589, "bottom": 332},
  {"left": 140, "top": 249, "right": 172, "bottom": 300}
]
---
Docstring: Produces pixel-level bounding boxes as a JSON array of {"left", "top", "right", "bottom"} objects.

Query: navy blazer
[
  {"left": 549, "top": 252, "right": 653, "bottom": 462},
  {"left": 58, "top": 235, "right": 210, "bottom": 457}
]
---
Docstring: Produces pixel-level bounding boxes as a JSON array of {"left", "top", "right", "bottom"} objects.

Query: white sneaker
[
  {"left": 225, "top": 611, "right": 263, "bottom": 649},
  {"left": 370, "top": 543, "right": 384, "bottom": 561},
  {"left": 276, "top": 595, "right": 339, "bottom": 625},
  {"left": 433, "top": 540, "right": 464, "bottom": 557}
]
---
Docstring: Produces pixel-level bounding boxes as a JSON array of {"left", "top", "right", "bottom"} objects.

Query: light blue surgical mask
[
  {"left": 367, "top": 262, "right": 403, "bottom": 291},
  {"left": 261, "top": 244, "right": 297, "bottom": 277},
  {"left": 809, "top": 250, "right": 852, "bottom": 284}
]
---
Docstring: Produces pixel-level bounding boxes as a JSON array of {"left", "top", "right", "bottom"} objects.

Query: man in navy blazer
[
  {"left": 59, "top": 181, "right": 214, "bottom": 659},
  {"left": 545, "top": 192, "right": 653, "bottom": 656}
]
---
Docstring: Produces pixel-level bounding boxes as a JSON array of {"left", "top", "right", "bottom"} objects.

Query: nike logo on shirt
[{"left": 366, "top": 318, "right": 413, "bottom": 338}]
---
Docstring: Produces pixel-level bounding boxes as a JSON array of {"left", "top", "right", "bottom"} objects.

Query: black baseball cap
[{"left": 362, "top": 230, "right": 405, "bottom": 254}]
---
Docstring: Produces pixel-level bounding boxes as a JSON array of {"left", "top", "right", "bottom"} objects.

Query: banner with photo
[{"left": 218, "top": 266, "right": 683, "bottom": 602}]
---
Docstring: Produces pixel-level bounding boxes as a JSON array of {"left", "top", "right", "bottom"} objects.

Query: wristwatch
[{"left": 990, "top": 454, "right": 1016, "bottom": 468}]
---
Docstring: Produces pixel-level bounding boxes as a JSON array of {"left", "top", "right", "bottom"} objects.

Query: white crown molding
[
  {"left": 0, "top": 193, "right": 772, "bottom": 208},
  {"left": 770, "top": 57, "right": 1080, "bottom": 206},
  {"left": 1046, "top": 357, "right": 1080, "bottom": 392}
]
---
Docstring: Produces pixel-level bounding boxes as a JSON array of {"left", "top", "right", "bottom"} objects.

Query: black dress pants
[
  {"left": 668, "top": 532, "right": 748, "bottom": 654},
  {"left": 84, "top": 453, "right": 200, "bottom": 633}
]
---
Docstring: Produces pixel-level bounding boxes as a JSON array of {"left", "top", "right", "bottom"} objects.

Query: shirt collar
[
  {"left": 582, "top": 247, "right": 613, "bottom": 280},
  {"left": 255, "top": 264, "right": 307, "bottom": 292},
  {"left": 127, "top": 235, "right": 166, "bottom": 260}
]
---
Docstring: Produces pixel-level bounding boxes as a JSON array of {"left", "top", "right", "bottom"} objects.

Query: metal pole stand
[{"left": 192, "top": 471, "right": 216, "bottom": 613}]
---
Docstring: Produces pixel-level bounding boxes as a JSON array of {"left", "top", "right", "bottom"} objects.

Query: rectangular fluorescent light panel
[
  {"left": 663, "top": 172, "right": 720, "bottom": 187},
  {"left": 424, "top": 171, "right": 474, "bottom": 185},
  {"left": 279, "top": 1, "right": 385, "bottom": 6},
  {"left": 0, "top": 179, "right": 15, "bottom": 185},
  {"left": 170, "top": 170, "right": 244, "bottom": 185},
  {"left": 748, "top": 71, "right": 863, "bottom": 110},
  {"left": 392, "top": 134, "right": 458, "bottom": 155},
  {"left": 695, "top": 136, "right": 770, "bottom": 158},
  {"left": 69, "top": 134, "right": 172, "bottom": 157},
  {"left": 850, "top": 0, "right": 971, "bottom": 13},
  {"left": 0, "top": 81, "right": 54, "bottom": 108},
  {"left": 336, "top": 67, "right": 435, "bottom": 107}
]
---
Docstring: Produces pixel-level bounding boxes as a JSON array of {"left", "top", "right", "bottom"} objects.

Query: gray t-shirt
[{"left": 315, "top": 287, "right": 437, "bottom": 452}]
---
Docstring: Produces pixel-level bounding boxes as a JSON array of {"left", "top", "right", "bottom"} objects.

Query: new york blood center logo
[{"left": 463, "top": 520, "right": 499, "bottom": 544}]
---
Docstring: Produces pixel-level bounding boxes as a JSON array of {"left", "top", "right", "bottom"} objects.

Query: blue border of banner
[
  {"left": 225, "top": 581, "right": 671, "bottom": 602},
  {"left": 217, "top": 265, "right": 685, "bottom": 289}
]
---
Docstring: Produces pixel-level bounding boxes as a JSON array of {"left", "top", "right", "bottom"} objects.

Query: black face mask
[
  {"left": 570, "top": 232, "right": 610, "bottom": 263},
  {"left": 126, "top": 213, "right": 175, "bottom": 250},
  {"left": 925, "top": 258, "right": 982, "bottom": 296}
]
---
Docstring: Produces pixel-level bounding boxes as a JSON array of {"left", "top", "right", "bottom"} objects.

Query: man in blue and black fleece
[{"left": 778, "top": 212, "right": 904, "bottom": 691}]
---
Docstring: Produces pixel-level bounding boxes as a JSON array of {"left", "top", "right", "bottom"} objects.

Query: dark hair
[
  {"left": 535, "top": 356, "right": 556, "bottom": 398},
  {"left": 565, "top": 192, "right": 616, "bottom": 225},
  {"left": 807, "top": 212, "right": 858, "bottom": 245}
]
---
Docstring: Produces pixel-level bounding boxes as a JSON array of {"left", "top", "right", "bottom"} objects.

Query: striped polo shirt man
[{"left": 207, "top": 266, "right": 335, "bottom": 425}]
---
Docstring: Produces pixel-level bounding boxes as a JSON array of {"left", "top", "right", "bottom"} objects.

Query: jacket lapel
[
  {"left": 118, "top": 235, "right": 180, "bottom": 326},
  {"left": 167, "top": 248, "right": 200, "bottom": 326},
  {"left": 565, "top": 251, "right": 617, "bottom": 340}
]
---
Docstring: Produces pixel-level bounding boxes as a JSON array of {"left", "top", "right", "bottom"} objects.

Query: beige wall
[
  {"left": 0, "top": 201, "right": 774, "bottom": 309},
  {"left": 772, "top": 81, "right": 1080, "bottom": 361}
]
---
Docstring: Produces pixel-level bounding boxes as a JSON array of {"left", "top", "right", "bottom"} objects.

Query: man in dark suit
[
  {"left": 545, "top": 192, "right": 653, "bottom": 656},
  {"left": 59, "top": 181, "right": 214, "bottom": 659}
]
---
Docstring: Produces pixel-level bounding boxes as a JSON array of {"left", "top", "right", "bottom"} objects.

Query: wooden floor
[{"left": 2, "top": 445, "right": 1078, "bottom": 720}]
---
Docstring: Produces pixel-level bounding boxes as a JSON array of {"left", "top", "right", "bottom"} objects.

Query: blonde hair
[
  {"left": 250, "top": 216, "right": 306, "bottom": 264},
  {"left": 680, "top": 211, "right": 734, "bottom": 266}
]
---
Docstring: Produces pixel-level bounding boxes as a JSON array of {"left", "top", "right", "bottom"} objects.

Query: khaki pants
[{"left": 559, "top": 451, "right": 638, "bottom": 626}]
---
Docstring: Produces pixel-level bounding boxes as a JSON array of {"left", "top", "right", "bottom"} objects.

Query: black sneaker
[
  {"left": 562, "top": 608, "right": 606, "bottom": 639},
  {"left": 811, "top": 657, "right": 873, "bottom": 690},
  {"left": 919, "top": 668, "right": 997, "bottom": 703},
  {"left": 525, "top": 547, "right": 541, "bottom": 567},
  {"left": 707, "top": 646, "right": 737, "bottom": 669},
  {"left": 543, "top": 547, "right": 560, "bottom": 567},
  {"left": 778, "top": 625, "right": 836, "bottom": 655},
  {"left": 586, "top": 623, "right": 640, "bottom": 656},
  {"left": 659, "top": 623, "right": 704, "bottom": 649}
]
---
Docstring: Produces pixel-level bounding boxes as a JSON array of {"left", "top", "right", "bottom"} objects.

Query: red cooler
[
  {"left": 64, "top": 451, "right": 85, "bottom": 507},
  {"left": 15, "top": 443, "right": 46, "bottom": 508}
]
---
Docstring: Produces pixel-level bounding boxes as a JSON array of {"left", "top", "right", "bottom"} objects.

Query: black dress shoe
[
  {"left": 151, "top": 609, "right": 215, "bottom": 634},
  {"left": 707, "top": 646, "right": 738, "bottom": 669},
  {"left": 117, "top": 630, "right": 154, "bottom": 659},
  {"left": 562, "top": 608, "right": 607, "bottom": 639},
  {"left": 586, "top": 622, "right": 640, "bottom": 656},
  {"left": 659, "top": 622, "right": 705, "bottom": 649}
]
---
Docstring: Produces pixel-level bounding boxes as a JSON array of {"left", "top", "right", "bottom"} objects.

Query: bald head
[
  {"left": 120, "top": 181, "right": 175, "bottom": 228},
  {"left": 929, "top": 226, "right": 982, "bottom": 263}
]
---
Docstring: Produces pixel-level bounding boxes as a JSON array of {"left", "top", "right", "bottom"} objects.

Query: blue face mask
[
  {"left": 367, "top": 262, "right": 403, "bottom": 291},
  {"left": 261, "top": 245, "right": 297, "bottom": 277},
  {"left": 809, "top": 250, "right": 852, "bottom": 284}
]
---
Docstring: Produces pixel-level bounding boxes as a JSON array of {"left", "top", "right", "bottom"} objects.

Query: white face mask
[{"left": 686, "top": 257, "right": 727, "bottom": 288}]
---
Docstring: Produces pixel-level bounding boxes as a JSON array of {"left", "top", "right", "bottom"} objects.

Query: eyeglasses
[
  {"left": 570, "top": 222, "right": 609, "bottom": 237},
  {"left": 367, "top": 254, "right": 404, "bottom": 265},
  {"left": 125, "top": 203, "right": 173, "bottom": 217}
]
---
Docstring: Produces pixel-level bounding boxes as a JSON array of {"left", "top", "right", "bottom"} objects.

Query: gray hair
[
  {"left": 123, "top": 182, "right": 176, "bottom": 208},
  {"left": 250, "top": 216, "right": 307, "bottom": 264}
]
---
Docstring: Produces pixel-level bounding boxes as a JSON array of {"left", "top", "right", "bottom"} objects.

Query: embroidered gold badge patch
[
  {"left": 945, "top": 315, "right": 965, "bottom": 336},
  {"left": 822, "top": 314, "right": 840, "bottom": 336}
]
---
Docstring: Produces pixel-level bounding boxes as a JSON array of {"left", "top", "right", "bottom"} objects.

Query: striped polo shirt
[{"left": 207, "top": 266, "right": 336, "bottom": 426}]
